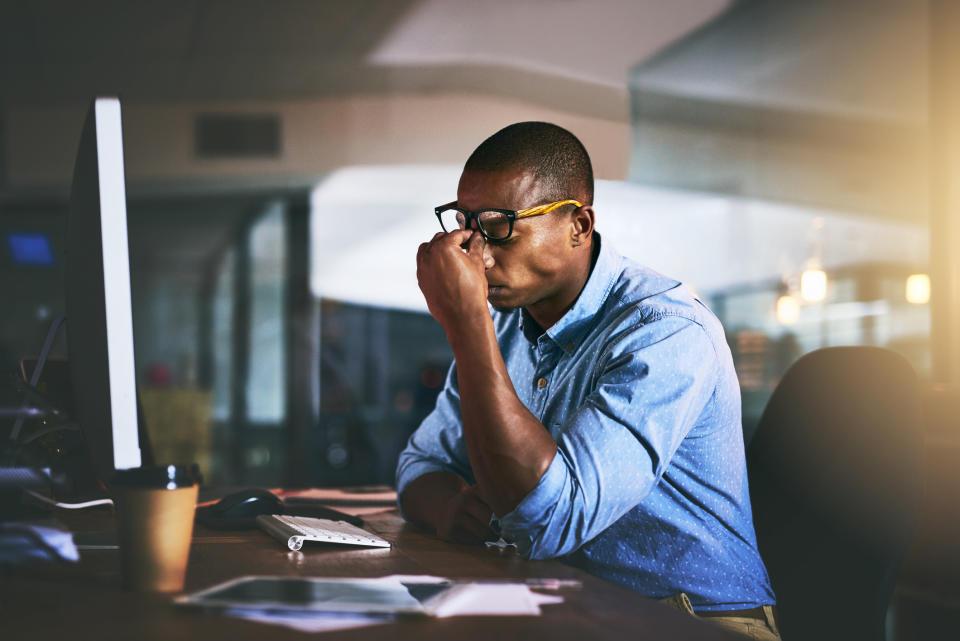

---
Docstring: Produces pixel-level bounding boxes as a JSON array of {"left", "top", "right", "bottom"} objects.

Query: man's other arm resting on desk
[{"left": 401, "top": 471, "right": 494, "bottom": 544}]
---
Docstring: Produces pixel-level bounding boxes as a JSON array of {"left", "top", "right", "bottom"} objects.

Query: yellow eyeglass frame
[{"left": 515, "top": 199, "right": 583, "bottom": 220}]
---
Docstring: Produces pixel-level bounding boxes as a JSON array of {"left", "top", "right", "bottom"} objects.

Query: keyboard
[{"left": 256, "top": 514, "right": 391, "bottom": 551}]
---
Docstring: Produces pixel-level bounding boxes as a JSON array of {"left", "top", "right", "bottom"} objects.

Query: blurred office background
[{"left": 1, "top": 1, "right": 959, "bottom": 635}]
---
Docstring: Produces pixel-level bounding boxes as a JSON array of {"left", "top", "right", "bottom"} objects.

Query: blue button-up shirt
[{"left": 396, "top": 233, "right": 775, "bottom": 610}]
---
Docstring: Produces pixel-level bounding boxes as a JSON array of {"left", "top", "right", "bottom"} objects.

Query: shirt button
[
  {"left": 565, "top": 342, "right": 574, "bottom": 351},
  {"left": 537, "top": 377, "right": 548, "bottom": 389}
]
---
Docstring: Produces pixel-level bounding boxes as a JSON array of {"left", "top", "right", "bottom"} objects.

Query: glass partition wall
[
  {"left": 130, "top": 195, "right": 292, "bottom": 486},
  {"left": 626, "top": 1, "right": 933, "bottom": 440},
  {"left": 0, "top": 166, "right": 934, "bottom": 487}
]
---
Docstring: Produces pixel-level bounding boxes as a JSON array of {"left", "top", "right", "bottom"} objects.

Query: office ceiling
[
  {"left": 0, "top": 0, "right": 732, "bottom": 119},
  {"left": 0, "top": 1, "right": 734, "bottom": 286},
  {"left": 630, "top": 0, "right": 928, "bottom": 124},
  {"left": 625, "top": 0, "right": 932, "bottom": 222}
]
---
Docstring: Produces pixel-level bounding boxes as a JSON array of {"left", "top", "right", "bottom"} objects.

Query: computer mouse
[
  {"left": 212, "top": 488, "right": 283, "bottom": 517},
  {"left": 196, "top": 488, "right": 283, "bottom": 530}
]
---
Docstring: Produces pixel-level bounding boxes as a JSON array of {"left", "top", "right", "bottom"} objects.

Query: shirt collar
[{"left": 517, "top": 232, "right": 621, "bottom": 350}]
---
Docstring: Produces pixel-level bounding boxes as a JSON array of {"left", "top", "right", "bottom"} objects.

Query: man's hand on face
[
  {"left": 416, "top": 230, "right": 492, "bottom": 329},
  {"left": 435, "top": 484, "right": 494, "bottom": 544}
]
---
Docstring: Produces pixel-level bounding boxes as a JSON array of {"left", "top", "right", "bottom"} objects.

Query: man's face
[{"left": 456, "top": 167, "right": 582, "bottom": 315}]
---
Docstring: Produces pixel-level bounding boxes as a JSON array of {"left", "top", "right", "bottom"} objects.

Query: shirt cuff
[{"left": 498, "top": 450, "right": 568, "bottom": 558}]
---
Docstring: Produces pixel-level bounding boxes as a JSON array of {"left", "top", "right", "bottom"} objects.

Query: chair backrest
[{"left": 747, "top": 346, "right": 923, "bottom": 641}]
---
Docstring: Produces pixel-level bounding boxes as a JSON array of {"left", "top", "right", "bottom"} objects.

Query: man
[{"left": 397, "top": 122, "right": 778, "bottom": 639}]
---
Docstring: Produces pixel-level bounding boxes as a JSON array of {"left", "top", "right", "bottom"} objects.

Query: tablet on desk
[{"left": 176, "top": 576, "right": 451, "bottom": 617}]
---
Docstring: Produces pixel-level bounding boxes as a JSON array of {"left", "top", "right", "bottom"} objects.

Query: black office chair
[{"left": 747, "top": 346, "right": 923, "bottom": 641}]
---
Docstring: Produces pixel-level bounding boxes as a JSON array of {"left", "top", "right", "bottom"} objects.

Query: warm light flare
[
  {"left": 776, "top": 296, "right": 800, "bottom": 325},
  {"left": 800, "top": 269, "right": 827, "bottom": 302},
  {"left": 906, "top": 273, "right": 930, "bottom": 304}
]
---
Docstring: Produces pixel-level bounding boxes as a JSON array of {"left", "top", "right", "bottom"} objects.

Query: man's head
[
  {"left": 455, "top": 122, "right": 596, "bottom": 328},
  {"left": 463, "top": 121, "right": 594, "bottom": 206}
]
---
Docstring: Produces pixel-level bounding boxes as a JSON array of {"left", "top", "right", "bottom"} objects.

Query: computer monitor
[{"left": 65, "top": 97, "right": 143, "bottom": 482}]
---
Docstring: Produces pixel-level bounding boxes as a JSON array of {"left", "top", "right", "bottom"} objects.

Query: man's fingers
[
  {"left": 454, "top": 512, "right": 494, "bottom": 542},
  {"left": 464, "top": 505, "right": 492, "bottom": 530},
  {"left": 438, "top": 488, "right": 494, "bottom": 544},
  {"left": 459, "top": 489, "right": 493, "bottom": 536},
  {"left": 421, "top": 231, "right": 471, "bottom": 255},
  {"left": 418, "top": 232, "right": 451, "bottom": 263},
  {"left": 461, "top": 492, "right": 492, "bottom": 524},
  {"left": 444, "top": 229, "right": 473, "bottom": 246},
  {"left": 466, "top": 230, "right": 486, "bottom": 256}
]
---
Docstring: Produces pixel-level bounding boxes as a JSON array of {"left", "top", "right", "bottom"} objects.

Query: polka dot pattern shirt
[{"left": 396, "top": 233, "right": 775, "bottom": 611}]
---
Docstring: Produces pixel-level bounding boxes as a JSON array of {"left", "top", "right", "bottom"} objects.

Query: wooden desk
[{"left": 2, "top": 508, "right": 740, "bottom": 640}]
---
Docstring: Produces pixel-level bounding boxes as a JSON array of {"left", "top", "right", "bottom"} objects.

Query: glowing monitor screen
[{"left": 66, "top": 97, "right": 142, "bottom": 476}]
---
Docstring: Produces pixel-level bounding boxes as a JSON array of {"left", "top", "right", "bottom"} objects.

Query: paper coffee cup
[{"left": 112, "top": 464, "right": 201, "bottom": 592}]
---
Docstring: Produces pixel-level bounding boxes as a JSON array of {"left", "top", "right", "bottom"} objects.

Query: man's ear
[{"left": 570, "top": 205, "right": 595, "bottom": 247}]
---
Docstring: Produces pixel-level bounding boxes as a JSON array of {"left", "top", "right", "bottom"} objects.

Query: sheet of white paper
[
  {"left": 427, "top": 583, "right": 564, "bottom": 617},
  {"left": 384, "top": 574, "right": 565, "bottom": 617}
]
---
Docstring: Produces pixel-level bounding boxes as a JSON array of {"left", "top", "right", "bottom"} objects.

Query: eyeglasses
[{"left": 434, "top": 199, "right": 582, "bottom": 242}]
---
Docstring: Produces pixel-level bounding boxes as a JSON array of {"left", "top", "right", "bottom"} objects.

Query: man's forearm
[
  {"left": 447, "top": 309, "right": 558, "bottom": 517},
  {"left": 400, "top": 471, "right": 468, "bottom": 532}
]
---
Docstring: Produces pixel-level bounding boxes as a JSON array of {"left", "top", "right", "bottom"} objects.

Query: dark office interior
[{"left": 1, "top": 1, "right": 958, "bottom": 638}]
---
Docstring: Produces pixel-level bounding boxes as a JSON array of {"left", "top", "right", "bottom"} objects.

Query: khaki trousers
[{"left": 659, "top": 593, "right": 782, "bottom": 640}]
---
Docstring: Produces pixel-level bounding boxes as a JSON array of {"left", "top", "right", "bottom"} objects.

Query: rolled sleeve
[{"left": 498, "top": 449, "right": 570, "bottom": 558}]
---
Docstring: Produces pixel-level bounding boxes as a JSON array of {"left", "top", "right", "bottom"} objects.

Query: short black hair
[{"left": 463, "top": 122, "right": 594, "bottom": 206}]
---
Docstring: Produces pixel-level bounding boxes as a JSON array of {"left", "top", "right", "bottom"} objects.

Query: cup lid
[{"left": 111, "top": 464, "right": 202, "bottom": 489}]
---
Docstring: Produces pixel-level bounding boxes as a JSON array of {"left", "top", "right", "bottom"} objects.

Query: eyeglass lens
[{"left": 438, "top": 209, "right": 511, "bottom": 240}]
